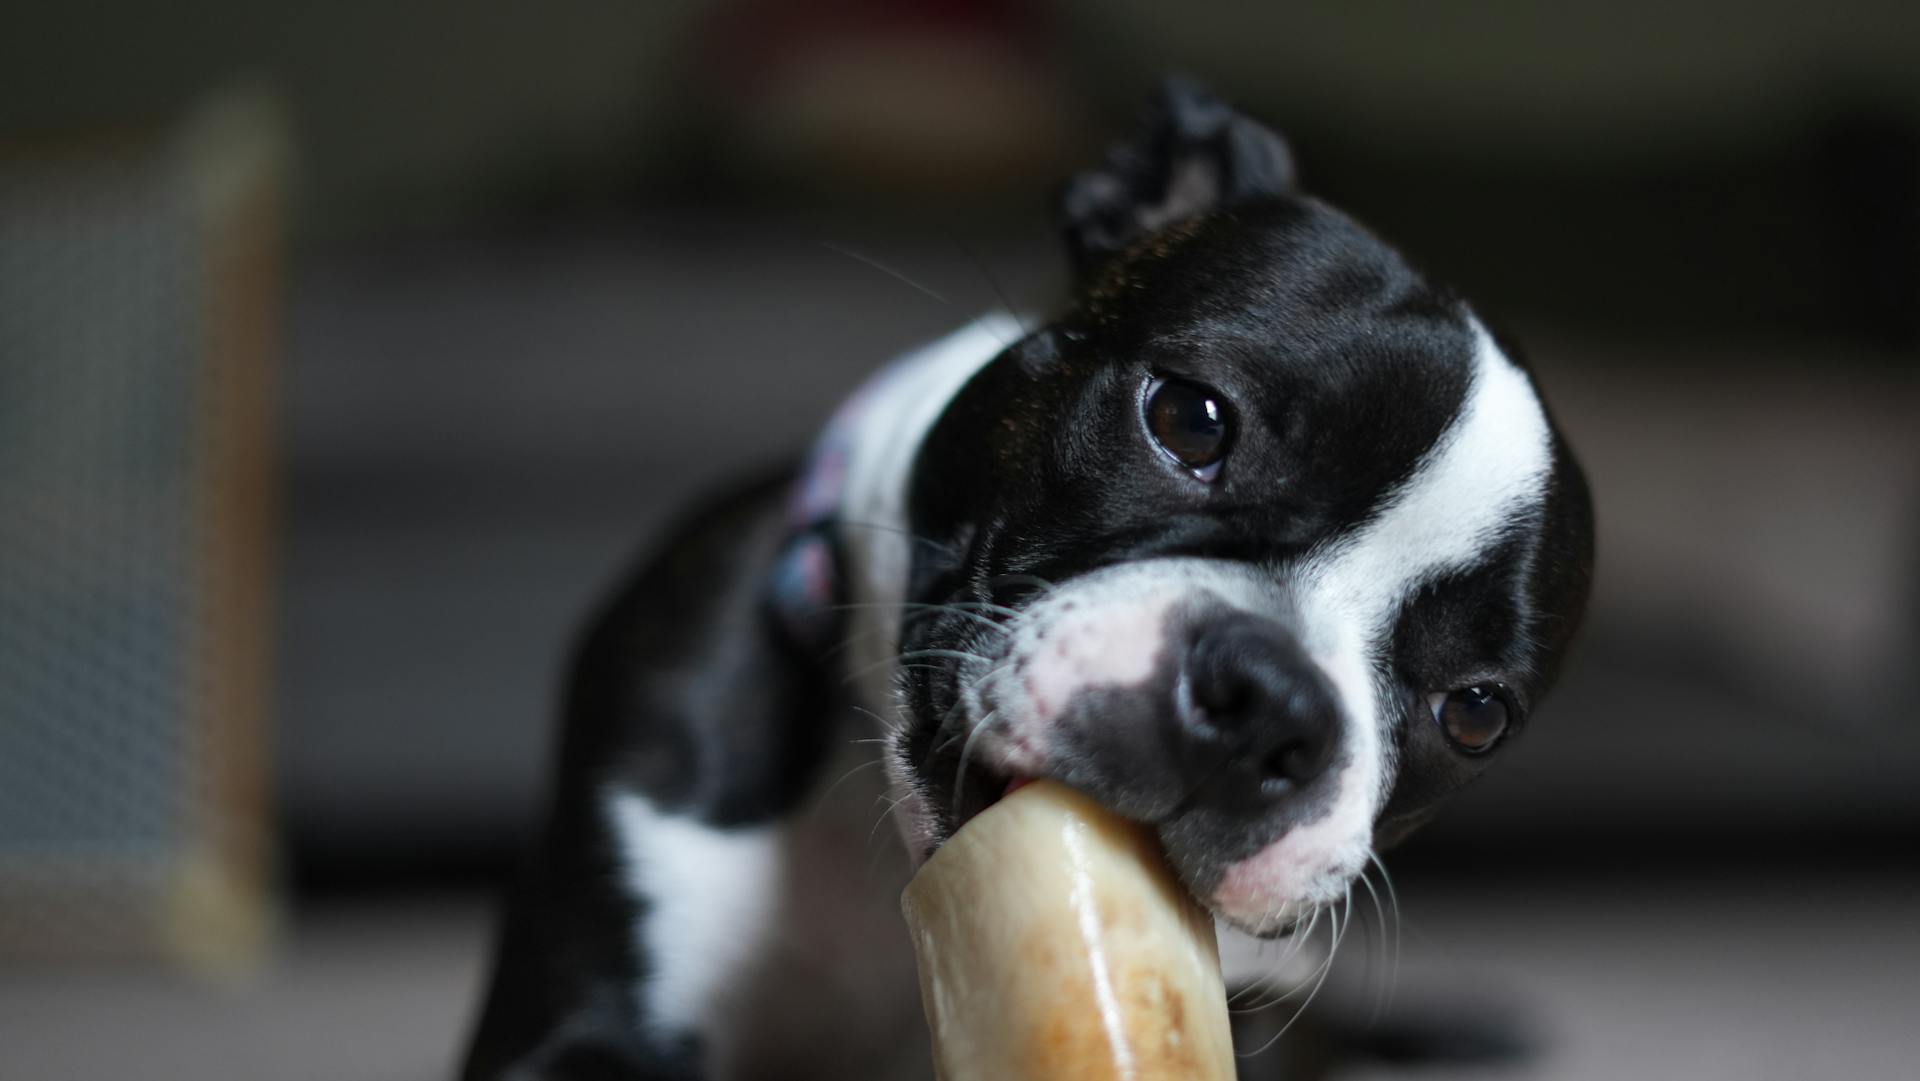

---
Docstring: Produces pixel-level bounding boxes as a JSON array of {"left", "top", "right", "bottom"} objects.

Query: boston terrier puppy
[{"left": 461, "top": 79, "right": 1594, "bottom": 1081}]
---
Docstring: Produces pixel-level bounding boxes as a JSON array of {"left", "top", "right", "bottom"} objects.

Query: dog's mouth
[
  {"left": 945, "top": 763, "right": 1030, "bottom": 837},
  {"left": 935, "top": 764, "right": 1311, "bottom": 939}
]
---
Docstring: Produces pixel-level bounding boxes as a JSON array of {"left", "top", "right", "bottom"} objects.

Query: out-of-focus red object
[{"left": 695, "top": 0, "right": 1086, "bottom": 196}]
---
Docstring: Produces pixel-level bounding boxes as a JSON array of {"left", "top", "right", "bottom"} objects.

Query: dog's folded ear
[{"left": 1059, "top": 77, "right": 1297, "bottom": 274}]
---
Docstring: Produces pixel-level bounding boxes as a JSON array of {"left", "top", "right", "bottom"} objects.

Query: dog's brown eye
[
  {"left": 1145, "top": 378, "right": 1230, "bottom": 477},
  {"left": 1434, "top": 685, "right": 1510, "bottom": 753}
]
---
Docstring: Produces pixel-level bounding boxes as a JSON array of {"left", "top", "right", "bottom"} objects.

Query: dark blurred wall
[
  {"left": 1, "top": 2, "right": 704, "bottom": 237},
  {"left": 7, "top": 1, "right": 1914, "bottom": 890},
  {"left": 1072, "top": 1, "right": 1920, "bottom": 147},
  {"left": 7, "top": 1, "right": 1919, "bottom": 249}
]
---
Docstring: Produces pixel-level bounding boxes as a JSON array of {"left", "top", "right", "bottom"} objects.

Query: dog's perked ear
[{"left": 1058, "top": 76, "right": 1298, "bottom": 274}]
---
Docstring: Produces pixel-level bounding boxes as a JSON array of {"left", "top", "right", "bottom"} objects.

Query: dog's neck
[{"left": 780, "top": 314, "right": 1025, "bottom": 718}]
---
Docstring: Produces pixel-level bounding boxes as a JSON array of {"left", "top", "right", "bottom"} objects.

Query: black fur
[{"left": 1061, "top": 76, "right": 1300, "bottom": 273}]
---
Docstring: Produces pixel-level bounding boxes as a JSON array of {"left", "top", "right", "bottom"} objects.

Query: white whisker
[
  {"left": 949, "top": 709, "right": 1001, "bottom": 812},
  {"left": 930, "top": 661, "right": 1017, "bottom": 757},
  {"left": 829, "top": 600, "right": 1013, "bottom": 636},
  {"left": 834, "top": 518, "right": 963, "bottom": 559},
  {"left": 1231, "top": 906, "right": 1322, "bottom": 1015},
  {"left": 833, "top": 598, "right": 1023, "bottom": 620},
  {"left": 814, "top": 756, "right": 885, "bottom": 804},
  {"left": 1241, "top": 900, "right": 1347, "bottom": 1058},
  {"left": 1355, "top": 866, "right": 1392, "bottom": 1023},
  {"left": 866, "top": 794, "right": 907, "bottom": 848},
  {"left": 1368, "top": 848, "right": 1402, "bottom": 1017},
  {"left": 839, "top": 647, "right": 988, "bottom": 688},
  {"left": 818, "top": 242, "right": 950, "bottom": 305}
]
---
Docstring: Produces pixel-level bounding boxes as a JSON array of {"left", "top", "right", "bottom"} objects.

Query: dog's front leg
[{"left": 460, "top": 480, "right": 858, "bottom": 1081}]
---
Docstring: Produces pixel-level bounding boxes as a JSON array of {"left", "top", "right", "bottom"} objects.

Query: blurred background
[{"left": 2, "top": 2, "right": 1916, "bottom": 1078}]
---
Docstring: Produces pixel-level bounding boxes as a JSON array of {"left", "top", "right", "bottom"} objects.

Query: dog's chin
[{"left": 1216, "top": 901, "right": 1316, "bottom": 939}]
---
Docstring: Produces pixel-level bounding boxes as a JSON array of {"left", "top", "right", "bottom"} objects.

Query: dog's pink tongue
[{"left": 1003, "top": 776, "right": 1034, "bottom": 800}]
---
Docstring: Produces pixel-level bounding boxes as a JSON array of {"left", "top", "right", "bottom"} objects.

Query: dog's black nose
[{"left": 1177, "top": 613, "right": 1340, "bottom": 807}]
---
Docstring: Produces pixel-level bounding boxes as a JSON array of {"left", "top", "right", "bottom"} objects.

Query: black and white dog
[{"left": 462, "top": 80, "right": 1594, "bottom": 1081}]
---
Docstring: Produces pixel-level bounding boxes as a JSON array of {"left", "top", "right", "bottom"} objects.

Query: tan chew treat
[{"left": 901, "top": 781, "right": 1236, "bottom": 1081}]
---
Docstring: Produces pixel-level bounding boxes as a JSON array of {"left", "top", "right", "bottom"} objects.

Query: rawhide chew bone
[{"left": 900, "top": 780, "right": 1236, "bottom": 1080}]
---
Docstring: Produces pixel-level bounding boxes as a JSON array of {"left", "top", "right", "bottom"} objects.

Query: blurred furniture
[{"left": 0, "top": 90, "right": 285, "bottom": 966}]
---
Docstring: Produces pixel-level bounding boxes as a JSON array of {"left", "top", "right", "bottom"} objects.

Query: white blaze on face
[{"left": 1208, "top": 318, "right": 1555, "bottom": 930}]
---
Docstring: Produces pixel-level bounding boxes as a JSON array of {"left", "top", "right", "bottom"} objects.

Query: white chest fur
[{"left": 606, "top": 740, "right": 930, "bottom": 1080}]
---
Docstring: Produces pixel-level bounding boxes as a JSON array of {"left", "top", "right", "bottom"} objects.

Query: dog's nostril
[
  {"left": 1192, "top": 669, "right": 1252, "bottom": 726},
  {"left": 1186, "top": 636, "right": 1267, "bottom": 733},
  {"left": 1262, "top": 739, "right": 1318, "bottom": 787}
]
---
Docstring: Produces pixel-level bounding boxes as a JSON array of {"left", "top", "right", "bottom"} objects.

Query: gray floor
[
  {"left": 0, "top": 899, "right": 488, "bottom": 1081},
  {"left": 1333, "top": 872, "right": 1920, "bottom": 1081},
  {"left": 5, "top": 873, "right": 1914, "bottom": 1080}
]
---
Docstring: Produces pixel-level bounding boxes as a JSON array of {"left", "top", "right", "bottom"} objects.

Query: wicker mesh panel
[{"left": 0, "top": 97, "right": 280, "bottom": 962}]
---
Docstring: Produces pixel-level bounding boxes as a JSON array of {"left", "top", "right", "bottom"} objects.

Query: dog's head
[{"left": 874, "top": 80, "right": 1593, "bottom": 935}]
